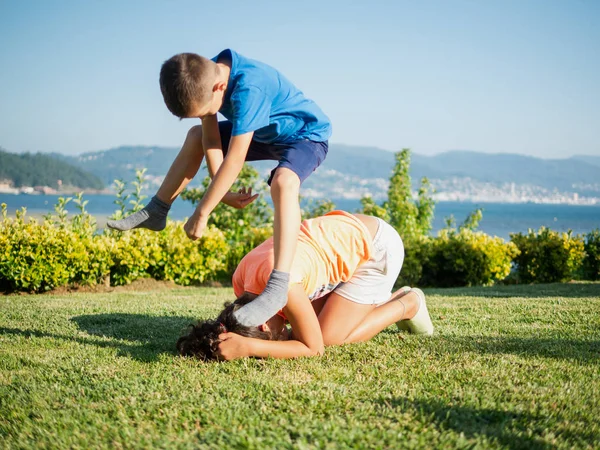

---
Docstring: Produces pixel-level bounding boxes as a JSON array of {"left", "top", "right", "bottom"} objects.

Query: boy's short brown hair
[{"left": 159, "top": 53, "right": 218, "bottom": 118}]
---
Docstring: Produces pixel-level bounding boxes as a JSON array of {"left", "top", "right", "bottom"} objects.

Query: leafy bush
[
  {"left": 0, "top": 177, "right": 234, "bottom": 292},
  {"left": 147, "top": 224, "right": 230, "bottom": 285},
  {"left": 396, "top": 236, "right": 430, "bottom": 287},
  {"left": 510, "top": 227, "right": 585, "bottom": 283},
  {"left": 582, "top": 229, "right": 600, "bottom": 280},
  {"left": 419, "top": 228, "right": 519, "bottom": 287},
  {"left": 356, "top": 151, "right": 515, "bottom": 289},
  {"left": 0, "top": 206, "right": 112, "bottom": 292}
]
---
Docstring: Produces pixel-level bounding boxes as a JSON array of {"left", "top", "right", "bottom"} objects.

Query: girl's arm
[{"left": 217, "top": 284, "right": 324, "bottom": 360}]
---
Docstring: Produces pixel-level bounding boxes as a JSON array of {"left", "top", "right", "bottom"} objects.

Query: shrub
[
  {"left": 582, "top": 229, "right": 600, "bottom": 280},
  {"left": 0, "top": 191, "right": 236, "bottom": 292},
  {"left": 396, "top": 236, "right": 430, "bottom": 287},
  {"left": 147, "top": 223, "right": 230, "bottom": 285},
  {"left": 359, "top": 149, "right": 434, "bottom": 242},
  {"left": 358, "top": 149, "right": 438, "bottom": 287},
  {"left": 419, "top": 228, "right": 519, "bottom": 287},
  {"left": 0, "top": 207, "right": 112, "bottom": 292},
  {"left": 510, "top": 227, "right": 585, "bottom": 284},
  {"left": 106, "top": 228, "right": 162, "bottom": 286}
]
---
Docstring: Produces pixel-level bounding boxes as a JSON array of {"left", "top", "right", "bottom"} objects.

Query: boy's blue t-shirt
[{"left": 212, "top": 49, "right": 331, "bottom": 144}]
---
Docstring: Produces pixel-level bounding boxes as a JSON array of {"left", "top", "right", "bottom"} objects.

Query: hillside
[
  {"left": 59, "top": 145, "right": 598, "bottom": 188},
  {"left": 572, "top": 155, "right": 600, "bottom": 168},
  {"left": 28, "top": 144, "right": 600, "bottom": 204},
  {"left": 0, "top": 149, "right": 104, "bottom": 190}
]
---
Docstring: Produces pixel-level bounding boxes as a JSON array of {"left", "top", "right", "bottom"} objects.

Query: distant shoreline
[
  {"left": 1, "top": 191, "right": 599, "bottom": 207},
  {"left": 3, "top": 195, "right": 599, "bottom": 241}
]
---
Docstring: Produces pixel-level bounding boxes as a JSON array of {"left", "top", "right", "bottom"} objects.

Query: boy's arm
[
  {"left": 184, "top": 131, "right": 253, "bottom": 239},
  {"left": 200, "top": 115, "right": 224, "bottom": 179},
  {"left": 218, "top": 284, "right": 325, "bottom": 360},
  {"left": 202, "top": 115, "right": 258, "bottom": 209}
]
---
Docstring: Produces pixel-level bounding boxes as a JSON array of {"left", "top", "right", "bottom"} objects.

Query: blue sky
[{"left": 0, "top": 0, "right": 598, "bottom": 158}]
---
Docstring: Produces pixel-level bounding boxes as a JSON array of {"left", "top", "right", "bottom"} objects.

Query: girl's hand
[
  {"left": 222, "top": 188, "right": 258, "bottom": 209},
  {"left": 217, "top": 332, "right": 251, "bottom": 361}
]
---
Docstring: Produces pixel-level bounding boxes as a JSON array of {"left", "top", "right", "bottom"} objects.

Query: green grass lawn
[{"left": 1, "top": 283, "right": 599, "bottom": 449}]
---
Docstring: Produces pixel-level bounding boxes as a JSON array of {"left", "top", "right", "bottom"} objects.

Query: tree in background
[
  {"left": 360, "top": 149, "right": 435, "bottom": 240},
  {"left": 359, "top": 149, "right": 435, "bottom": 285}
]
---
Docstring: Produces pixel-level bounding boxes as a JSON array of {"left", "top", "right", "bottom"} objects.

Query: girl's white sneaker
[{"left": 396, "top": 287, "right": 434, "bottom": 336}]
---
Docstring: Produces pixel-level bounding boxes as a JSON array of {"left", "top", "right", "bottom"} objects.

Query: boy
[{"left": 107, "top": 49, "right": 331, "bottom": 327}]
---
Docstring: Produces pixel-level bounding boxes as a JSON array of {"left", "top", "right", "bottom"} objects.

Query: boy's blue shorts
[{"left": 218, "top": 120, "right": 328, "bottom": 185}]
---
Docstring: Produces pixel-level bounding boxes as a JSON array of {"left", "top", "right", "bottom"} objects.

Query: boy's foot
[
  {"left": 106, "top": 196, "right": 170, "bottom": 231},
  {"left": 233, "top": 270, "right": 290, "bottom": 326},
  {"left": 396, "top": 287, "right": 434, "bottom": 335}
]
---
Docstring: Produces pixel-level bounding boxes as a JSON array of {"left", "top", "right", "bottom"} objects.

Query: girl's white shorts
[{"left": 334, "top": 218, "right": 404, "bottom": 305}]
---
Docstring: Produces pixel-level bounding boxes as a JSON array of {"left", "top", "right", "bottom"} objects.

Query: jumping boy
[{"left": 107, "top": 49, "right": 331, "bottom": 327}]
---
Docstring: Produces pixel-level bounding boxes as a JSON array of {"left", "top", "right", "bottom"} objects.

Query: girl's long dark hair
[{"left": 176, "top": 293, "right": 273, "bottom": 361}]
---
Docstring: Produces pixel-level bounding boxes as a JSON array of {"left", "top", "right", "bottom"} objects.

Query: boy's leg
[
  {"left": 156, "top": 125, "right": 206, "bottom": 203},
  {"left": 271, "top": 168, "right": 301, "bottom": 272},
  {"left": 232, "top": 140, "right": 327, "bottom": 327},
  {"left": 107, "top": 125, "right": 207, "bottom": 231},
  {"left": 233, "top": 167, "right": 301, "bottom": 326}
]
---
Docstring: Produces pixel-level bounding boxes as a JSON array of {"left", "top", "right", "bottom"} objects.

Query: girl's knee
[{"left": 321, "top": 330, "right": 348, "bottom": 347}]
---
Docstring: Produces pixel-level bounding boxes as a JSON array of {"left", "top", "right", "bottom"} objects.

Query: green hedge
[
  {"left": 1, "top": 202, "right": 599, "bottom": 294},
  {"left": 510, "top": 227, "right": 586, "bottom": 284},
  {"left": 416, "top": 229, "right": 519, "bottom": 288},
  {"left": 582, "top": 229, "right": 600, "bottom": 281},
  {"left": 0, "top": 207, "right": 235, "bottom": 292}
]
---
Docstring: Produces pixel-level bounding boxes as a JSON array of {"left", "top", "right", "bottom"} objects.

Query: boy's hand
[
  {"left": 217, "top": 333, "right": 251, "bottom": 360},
  {"left": 184, "top": 211, "right": 208, "bottom": 241},
  {"left": 222, "top": 187, "right": 259, "bottom": 209}
]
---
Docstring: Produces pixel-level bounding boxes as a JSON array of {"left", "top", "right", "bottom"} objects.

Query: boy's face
[{"left": 189, "top": 80, "right": 227, "bottom": 118}]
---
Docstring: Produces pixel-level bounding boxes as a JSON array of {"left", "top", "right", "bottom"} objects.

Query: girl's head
[{"left": 177, "top": 293, "right": 275, "bottom": 361}]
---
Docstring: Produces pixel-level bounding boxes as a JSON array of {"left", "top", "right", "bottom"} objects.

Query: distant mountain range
[
  {"left": 2, "top": 144, "right": 599, "bottom": 204},
  {"left": 49, "top": 144, "right": 599, "bottom": 187}
]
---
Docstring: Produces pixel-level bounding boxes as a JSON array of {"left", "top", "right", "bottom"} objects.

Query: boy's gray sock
[
  {"left": 233, "top": 270, "right": 290, "bottom": 326},
  {"left": 106, "top": 195, "right": 170, "bottom": 231}
]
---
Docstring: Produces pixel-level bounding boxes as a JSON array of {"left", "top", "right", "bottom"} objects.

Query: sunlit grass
[{"left": 1, "top": 283, "right": 599, "bottom": 449}]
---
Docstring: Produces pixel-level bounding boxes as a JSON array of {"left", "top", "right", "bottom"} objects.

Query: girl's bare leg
[
  {"left": 318, "top": 289, "right": 420, "bottom": 346},
  {"left": 317, "top": 292, "right": 377, "bottom": 346},
  {"left": 343, "top": 290, "right": 420, "bottom": 343}
]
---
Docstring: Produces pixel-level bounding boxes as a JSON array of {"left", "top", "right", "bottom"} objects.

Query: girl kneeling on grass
[{"left": 177, "top": 211, "right": 434, "bottom": 361}]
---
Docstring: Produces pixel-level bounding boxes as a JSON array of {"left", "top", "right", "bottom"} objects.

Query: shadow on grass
[
  {"left": 379, "top": 329, "right": 600, "bottom": 364},
  {"left": 378, "top": 397, "right": 597, "bottom": 449},
  {"left": 425, "top": 282, "right": 600, "bottom": 299},
  {"left": 436, "top": 335, "right": 600, "bottom": 365},
  {"left": 0, "top": 314, "right": 199, "bottom": 362}
]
